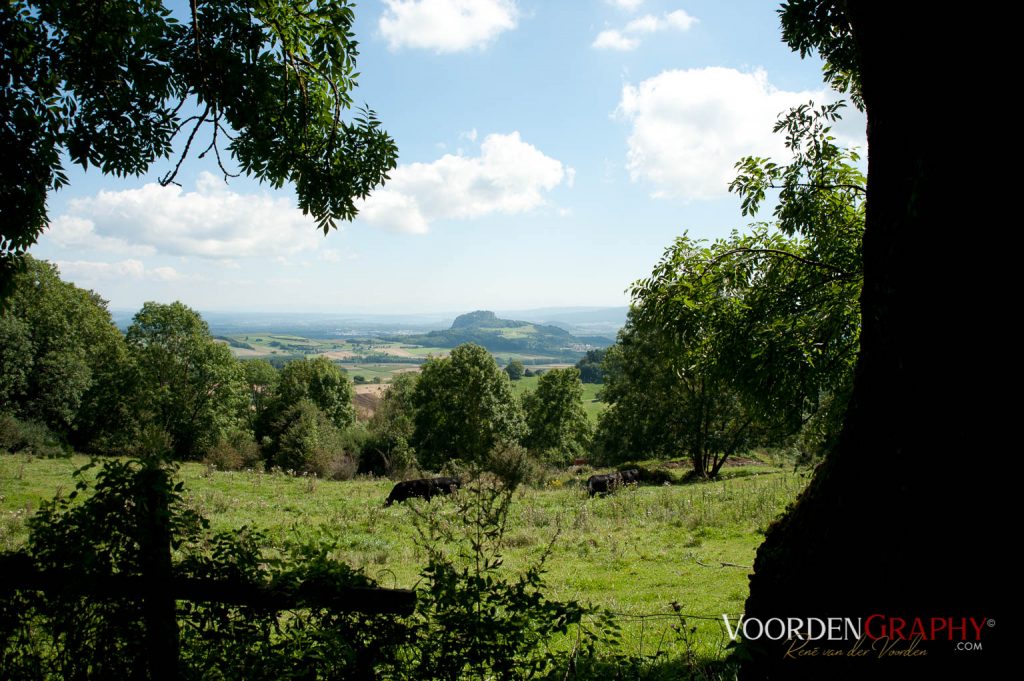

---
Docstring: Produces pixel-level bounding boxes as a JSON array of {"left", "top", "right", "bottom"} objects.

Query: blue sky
[{"left": 31, "top": 0, "right": 865, "bottom": 315}]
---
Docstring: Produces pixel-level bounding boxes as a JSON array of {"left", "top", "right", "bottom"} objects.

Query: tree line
[{"left": 0, "top": 268, "right": 593, "bottom": 477}]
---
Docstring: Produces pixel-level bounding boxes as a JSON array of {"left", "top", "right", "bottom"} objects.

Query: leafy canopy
[
  {"left": 412, "top": 344, "right": 527, "bottom": 471},
  {"left": 600, "top": 102, "right": 864, "bottom": 472},
  {"left": 522, "top": 367, "right": 592, "bottom": 465},
  {"left": 0, "top": 0, "right": 397, "bottom": 297},
  {"left": 126, "top": 301, "right": 244, "bottom": 460}
]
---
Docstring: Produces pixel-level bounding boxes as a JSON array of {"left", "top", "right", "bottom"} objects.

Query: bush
[
  {"left": 359, "top": 435, "right": 418, "bottom": 479},
  {"left": 0, "top": 413, "right": 66, "bottom": 458},
  {"left": 402, "top": 467, "right": 593, "bottom": 679},
  {"left": 204, "top": 430, "right": 262, "bottom": 471},
  {"left": 0, "top": 459, "right": 407, "bottom": 680}
]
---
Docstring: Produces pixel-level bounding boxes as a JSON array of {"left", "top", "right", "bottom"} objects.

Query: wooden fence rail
[
  {"left": 0, "top": 553, "right": 417, "bottom": 614},
  {"left": 0, "top": 465, "right": 415, "bottom": 681}
]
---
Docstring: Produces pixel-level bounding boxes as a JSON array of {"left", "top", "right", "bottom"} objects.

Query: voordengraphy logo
[{"left": 722, "top": 614, "right": 994, "bottom": 659}]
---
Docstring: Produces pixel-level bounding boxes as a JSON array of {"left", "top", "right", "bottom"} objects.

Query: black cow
[
  {"left": 587, "top": 468, "right": 640, "bottom": 497},
  {"left": 385, "top": 477, "right": 460, "bottom": 506}
]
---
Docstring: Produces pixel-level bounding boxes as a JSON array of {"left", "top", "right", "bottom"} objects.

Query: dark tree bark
[{"left": 742, "top": 4, "right": 1007, "bottom": 678}]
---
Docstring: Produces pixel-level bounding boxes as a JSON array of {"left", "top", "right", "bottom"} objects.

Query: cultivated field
[{"left": 0, "top": 453, "right": 806, "bottom": 662}]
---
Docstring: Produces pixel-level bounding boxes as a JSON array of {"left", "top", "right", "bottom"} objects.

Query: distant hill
[
  {"left": 496, "top": 306, "right": 627, "bottom": 340},
  {"left": 384, "top": 310, "right": 612, "bottom": 359}
]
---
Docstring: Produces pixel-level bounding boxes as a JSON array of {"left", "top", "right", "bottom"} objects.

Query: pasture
[{"left": 0, "top": 453, "right": 805, "bottom": 662}]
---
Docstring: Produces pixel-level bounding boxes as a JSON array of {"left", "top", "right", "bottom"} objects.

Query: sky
[{"left": 30, "top": 0, "right": 866, "bottom": 315}]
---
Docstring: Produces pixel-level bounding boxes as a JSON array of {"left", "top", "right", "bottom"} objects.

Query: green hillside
[{"left": 385, "top": 310, "right": 609, "bottom": 360}]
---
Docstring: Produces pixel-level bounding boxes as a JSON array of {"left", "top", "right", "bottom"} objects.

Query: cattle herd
[{"left": 384, "top": 469, "right": 643, "bottom": 505}]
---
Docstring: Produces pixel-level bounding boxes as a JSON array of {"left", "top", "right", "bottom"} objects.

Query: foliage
[
  {"left": 204, "top": 428, "right": 262, "bottom": 472},
  {"left": 402, "top": 467, "right": 591, "bottom": 680},
  {"left": 600, "top": 102, "right": 863, "bottom": 473},
  {"left": 363, "top": 372, "right": 419, "bottom": 477},
  {"left": 265, "top": 398, "right": 359, "bottom": 479},
  {"left": 274, "top": 356, "right": 355, "bottom": 431},
  {"left": 504, "top": 359, "right": 525, "bottom": 381},
  {"left": 411, "top": 344, "right": 527, "bottom": 471},
  {"left": 522, "top": 367, "right": 592, "bottom": 466},
  {"left": 575, "top": 348, "right": 607, "bottom": 384},
  {"left": 126, "top": 301, "right": 245, "bottom": 460},
  {"left": 595, "top": 312, "right": 759, "bottom": 477},
  {"left": 0, "top": 0, "right": 397, "bottom": 299},
  {"left": 239, "top": 358, "right": 278, "bottom": 435},
  {"left": 777, "top": 0, "right": 862, "bottom": 109},
  {"left": 0, "top": 413, "right": 65, "bottom": 458},
  {"left": 0, "top": 257, "right": 134, "bottom": 452},
  {"left": 0, "top": 458, "right": 406, "bottom": 680}
]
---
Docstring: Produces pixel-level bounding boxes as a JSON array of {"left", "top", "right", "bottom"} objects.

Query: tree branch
[
  {"left": 705, "top": 247, "right": 858, "bottom": 279},
  {"left": 159, "top": 105, "right": 210, "bottom": 187},
  {"left": 769, "top": 181, "right": 865, "bottom": 194}
]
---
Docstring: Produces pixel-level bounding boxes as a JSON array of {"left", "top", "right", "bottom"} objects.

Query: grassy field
[
  {"left": 0, "top": 452, "right": 805, "bottom": 662},
  {"left": 338, "top": 362, "right": 422, "bottom": 381}
]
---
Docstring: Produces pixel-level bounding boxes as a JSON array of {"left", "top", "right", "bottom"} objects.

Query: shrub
[
  {"left": 204, "top": 430, "right": 262, "bottom": 471},
  {"left": 401, "top": 467, "right": 593, "bottom": 679},
  {"left": 0, "top": 459, "right": 407, "bottom": 680},
  {"left": 0, "top": 413, "right": 66, "bottom": 458}
]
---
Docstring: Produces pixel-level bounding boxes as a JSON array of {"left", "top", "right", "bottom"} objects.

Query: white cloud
[
  {"left": 358, "top": 132, "right": 569, "bottom": 233},
  {"left": 664, "top": 9, "right": 698, "bottom": 30},
  {"left": 379, "top": 0, "right": 518, "bottom": 53},
  {"left": 593, "top": 9, "right": 697, "bottom": 51},
  {"left": 46, "top": 172, "right": 322, "bottom": 259},
  {"left": 607, "top": 0, "right": 644, "bottom": 11},
  {"left": 616, "top": 67, "right": 823, "bottom": 199},
  {"left": 46, "top": 215, "right": 156, "bottom": 256},
  {"left": 54, "top": 259, "right": 180, "bottom": 282},
  {"left": 592, "top": 30, "right": 638, "bottom": 51}
]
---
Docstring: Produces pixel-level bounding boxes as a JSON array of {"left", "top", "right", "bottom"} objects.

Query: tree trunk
[{"left": 741, "top": 4, "right": 1006, "bottom": 678}]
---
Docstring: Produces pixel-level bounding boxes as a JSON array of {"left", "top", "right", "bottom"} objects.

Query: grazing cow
[
  {"left": 385, "top": 477, "right": 460, "bottom": 506},
  {"left": 587, "top": 468, "right": 641, "bottom": 497},
  {"left": 618, "top": 468, "right": 641, "bottom": 485}
]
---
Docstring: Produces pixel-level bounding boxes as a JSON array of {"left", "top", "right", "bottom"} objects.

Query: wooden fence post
[{"left": 138, "top": 464, "right": 179, "bottom": 681}]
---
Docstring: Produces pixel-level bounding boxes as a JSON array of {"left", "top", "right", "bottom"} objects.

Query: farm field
[{"left": 0, "top": 453, "right": 805, "bottom": 660}]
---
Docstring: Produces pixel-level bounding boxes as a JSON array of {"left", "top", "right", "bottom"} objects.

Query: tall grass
[{"left": 0, "top": 453, "right": 806, "bottom": 664}]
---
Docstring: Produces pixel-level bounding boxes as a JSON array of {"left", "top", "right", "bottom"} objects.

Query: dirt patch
[
  {"left": 353, "top": 383, "right": 388, "bottom": 397},
  {"left": 353, "top": 390, "right": 382, "bottom": 420}
]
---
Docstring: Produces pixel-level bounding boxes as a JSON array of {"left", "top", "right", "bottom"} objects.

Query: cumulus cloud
[
  {"left": 46, "top": 172, "right": 322, "bottom": 259},
  {"left": 593, "top": 8, "right": 697, "bottom": 51},
  {"left": 607, "top": 0, "right": 644, "bottom": 10},
  {"left": 358, "top": 132, "right": 570, "bottom": 233},
  {"left": 616, "top": 67, "right": 824, "bottom": 199},
  {"left": 379, "top": 0, "right": 518, "bottom": 53},
  {"left": 592, "top": 30, "right": 638, "bottom": 51},
  {"left": 54, "top": 259, "right": 180, "bottom": 282}
]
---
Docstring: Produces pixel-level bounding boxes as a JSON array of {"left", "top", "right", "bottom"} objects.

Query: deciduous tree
[
  {"left": 0, "top": 0, "right": 397, "bottom": 298},
  {"left": 0, "top": 257, "right": 134, "bottom": 451},
  {"left": 741, "top": 2, "right": 1004, "bottom": 677},
  {"left": 412, "top": 344, "right": 527, "bottom": 470},
  {"left": 522, "top": 367, "right": 591, "bottom": 465},
  {"left": 125, "top": 301, "right": 243, "bottom": 460}
]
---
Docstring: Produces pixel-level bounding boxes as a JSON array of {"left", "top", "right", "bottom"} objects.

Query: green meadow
[{"left": 0, "top": 453, "right": 805, "bottom": 659}]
